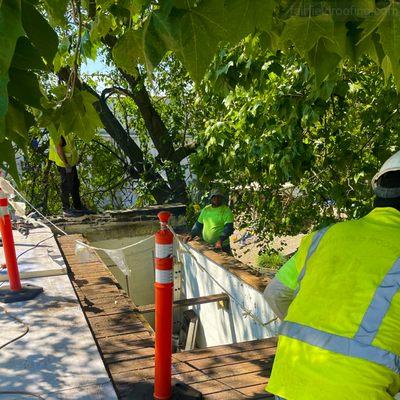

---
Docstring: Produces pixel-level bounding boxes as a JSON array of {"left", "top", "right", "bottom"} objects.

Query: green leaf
[
  {"left": 6, "top": 101, "right": 29, "bottom": 139},
  {"left": 142, "top": 15, "right": 168, "bottom": 72},
  {"left": 308, "top": 38, "right": 341, "bottom": 85},
  {"left": 8, "top": 68, "right": 43, "bottom": 108},
  {"left": 328, "top": 0, "right": 375, "bottom": 16},
  {"left": 375, "top": 3, "right": 400, "bottom": 89},
  {"left": 21, "top": 0, "right": 58, "bottom": 65},
  {"left": 169, "top": 0, "right": 226, "bottom": 82},
  {"left": 130, "top": 0, "right": 149, "bottom": 14},
  {"left": 355, "top": 31, "right": 380, "bottom": 64},
  {"left": 0, "top": 0, "right": 25, "bottom": 140},
  {"left": 112, "top": 29, "right": 143, "bottom": 74},
  {"left": 282, "top": 14, "right": 335, "bottom": 54},
  {"left": 43, "top": 0, "right": 68, "bottom": 25},
  {"left": 59, "top": 91, "right": 103, "bottom": 142},
  {"left": 81, "top": 30, "right": 98, "bottom": 60},
  {"left": 11, "top": 36, "right": 46, "bottom": 70},
  {"left": 358, "top": 5, "right": 389, "bottom": 44},
  {"left": 90, "top": 13, "right": 115, "bottom": 41},
  {"left": 381, "top": 54, "right": 392, "bottom": 84},
  {"left": 0, "top": 139, "right": 18, "bottom": 179},
  {"left": 326, "top": 22, "right": 352, "bottom": 60},
  {"left": 225, "top": 0, "right": 276, "bottom": 42}
]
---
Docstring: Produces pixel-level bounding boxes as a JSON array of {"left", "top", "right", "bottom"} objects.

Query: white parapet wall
[{"left": 175, "top": 240, "right": 280, "bottom": 348}]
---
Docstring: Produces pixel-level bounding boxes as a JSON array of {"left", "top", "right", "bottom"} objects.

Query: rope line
[
  {"left": 0, "top": 304, "right": 29, "bottom": 351},
  {"left": 1, "top": 177, "right": 154, "bottom": 253},
  {"left": 75, "top": 235, "right": 154, "bottom": 253},
  {"left": 0, "top": 391, "right": 45, "bottom": 399},
  {"left": 16, "top": 235, "right": 54, "bottom": 261},
  {"left": 0, "top": 178, "right": 68, "bottom": 236}
]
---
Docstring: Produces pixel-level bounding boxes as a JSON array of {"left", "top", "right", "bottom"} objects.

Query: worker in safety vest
[
  {"left": 49, "top": 134, "right": 90, "bottom": 217},
  {"left": 264, "top": 151, "right": 400, "bottom": 400},
  {"left": 185, "top": 189, "right": 234, "bottom": 253}
]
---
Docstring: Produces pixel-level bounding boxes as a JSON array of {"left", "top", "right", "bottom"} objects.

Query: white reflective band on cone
[
  {"left": 155, "top": 243, "right": 173, "bottom": 259},
  {"left": 155, "top": 269, "right": 173, "bottom": 284},
  {"left": 0, "top": 206, "right": 8, "bottom": 216}
]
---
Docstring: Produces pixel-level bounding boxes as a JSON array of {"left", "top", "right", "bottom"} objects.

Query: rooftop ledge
[{"left": 181, "top": 239, "right": 275, "bottom": 293}]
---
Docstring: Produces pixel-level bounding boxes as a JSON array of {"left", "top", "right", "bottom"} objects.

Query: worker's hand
[
  {"left": 183, "top": 235, "right": 193, "bottom": 243},
  {"left": 215, "top": 240, "right": 223, "bottom": 250},
  {"left": 65, "top": 165, "right": 72, "bottom": 174}
]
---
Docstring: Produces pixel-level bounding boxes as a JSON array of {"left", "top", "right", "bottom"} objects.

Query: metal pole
[{"left": 154, "top": 211, "right": 174, "bottom": 400}]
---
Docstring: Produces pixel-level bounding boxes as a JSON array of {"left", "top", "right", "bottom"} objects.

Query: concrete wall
[{"left": 176, "top": 241, "right": 279, "bottom": 348}]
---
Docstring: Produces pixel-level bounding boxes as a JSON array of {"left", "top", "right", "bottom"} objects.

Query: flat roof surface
[{"left": 0, "top": 227, "right": 117, "bottom": 400}]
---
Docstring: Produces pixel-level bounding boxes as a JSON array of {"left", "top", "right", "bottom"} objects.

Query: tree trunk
[
  {"left": 121, "top": 71, "right": 189, "bottom": 203},
  {"left": 83, "top": 83, "right": 175, "bottom": 204}
]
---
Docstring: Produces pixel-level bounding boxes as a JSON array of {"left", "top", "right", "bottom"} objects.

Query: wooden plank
[
  {"left": 174, "top": 338, "right": 277, "bottom": 362},
  {"left": 218, "top": 371, "right": 270, "bottom": 389},
  {"left": 108, "top": 356, "right": 157, "bottom": 374},
  {"left": 103, "top": 347, "right": 154, "bottom": 363},
  {"left": 100, "top": 338, "right": 154, "bottom": 355},
  {"left": 113, "top": 362, "right": 194, "bottom": 385},
  {"left": 84, "top": 306, "right": 136, "bottom": 318},
  {"left": 79, "top": 295, "right": 130, "bottom": 307},
  {"left": 189, "top": 380, "right": 232, "bottom": 395},
  {"left": 205, "top": 390, "right": 246, "bottom": 400},
  {"left": 188, "top": 347, "right": 276, "bottom": 370},
  {"left": 73, "top": 276, "right": 115, "bottom": 286},
  {"left": 89, "top": 311, "right": 142, "bottom": 326},
  {"left": 202, "top": 358, "right": 273, "bottom": 379},
  {"left": 238, "top": 383, "right": 274, "bottom": 398},
  {"left": 138, "top": 293, "right": 229, "bottom": 314},
  {"left": 98, "top": 332, "right": 153, "bottom": 352},
  {"left": 91, "top": 324, "right": 148, "bottom": 338}
]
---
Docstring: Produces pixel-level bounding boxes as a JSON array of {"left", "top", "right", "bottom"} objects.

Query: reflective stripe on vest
[
  {"left": 280, "top": 321, "right": 400, "bottom": 374},
  {"left": 354, "top": 257, "right": 400, "bottom": 344},
  {"left": 295, "top": 227, "right": 329, "bottom": 295}
]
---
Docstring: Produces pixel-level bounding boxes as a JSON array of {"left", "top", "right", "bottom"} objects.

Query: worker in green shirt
[{"left": 185, "top": 189, "right": 234, "bottom": 253}]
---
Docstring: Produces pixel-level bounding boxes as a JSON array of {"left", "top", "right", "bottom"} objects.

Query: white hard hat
[{"left": 372, "top": 150, "right": 400, "bottom": 198}]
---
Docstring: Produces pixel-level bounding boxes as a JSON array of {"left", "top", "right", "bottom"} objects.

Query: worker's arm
[
  {"left": 184, "top": 221, "right": 204, "bottom": 243},
  {"left": 56, "top": 140, "right": 70, "bottom": 170},
  {"left": 220, "top": 222, "right": 234, "bottom": 243},
  {"left": 263, "top": 231, "right": 317, "bottom": 320},
  {"left": 215, "top": 207, "right": 234, "bottom": 249},
  {"left": 190, "top": 221, "right": 203, "bottom": 238},
  {"left": 263, "top": 253, "right": 298, "bottom": 320}
]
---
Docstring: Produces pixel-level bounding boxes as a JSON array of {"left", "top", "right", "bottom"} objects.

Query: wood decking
[{"left": 57, "top": 234, "right": 276, "bottom": 399}]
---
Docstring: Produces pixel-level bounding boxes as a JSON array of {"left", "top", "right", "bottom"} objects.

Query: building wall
[{"left": 176, "top": 241, "right": 279, "bottom": 348}]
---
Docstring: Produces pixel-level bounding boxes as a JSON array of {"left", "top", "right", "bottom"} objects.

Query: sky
[{"left": 81, "top": 55, "right": 110, "bottom": 74}]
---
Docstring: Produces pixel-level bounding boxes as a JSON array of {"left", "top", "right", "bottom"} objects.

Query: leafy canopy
[{"left": 2, "top": 0, "right": 400, "bottom": 182}]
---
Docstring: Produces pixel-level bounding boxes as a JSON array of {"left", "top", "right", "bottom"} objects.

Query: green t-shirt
[{"left": 198, "top": 204, "right": 234, "bottom": 245}]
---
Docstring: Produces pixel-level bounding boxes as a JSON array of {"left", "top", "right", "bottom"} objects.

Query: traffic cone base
[{"left": 0, "top": 283, "right": 43, "bottom": 303}]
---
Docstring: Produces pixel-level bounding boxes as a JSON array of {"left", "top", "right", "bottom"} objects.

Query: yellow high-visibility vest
[
  {"left": 267, "top": 207, "right": 400, "bottom": 400},
  {"left": 49, "top": 135, "right": 78, "bottom": 168}
]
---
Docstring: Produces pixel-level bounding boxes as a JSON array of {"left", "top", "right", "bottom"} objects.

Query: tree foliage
[
  {"left": 2, "top": 1, "right": 400, "bottom": 174},
  {"left": 192, "top": 38, "right": 400, "bottom": 238},
  {"left": 1, "top": 0, "right": 400, "bottom": 237}
]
